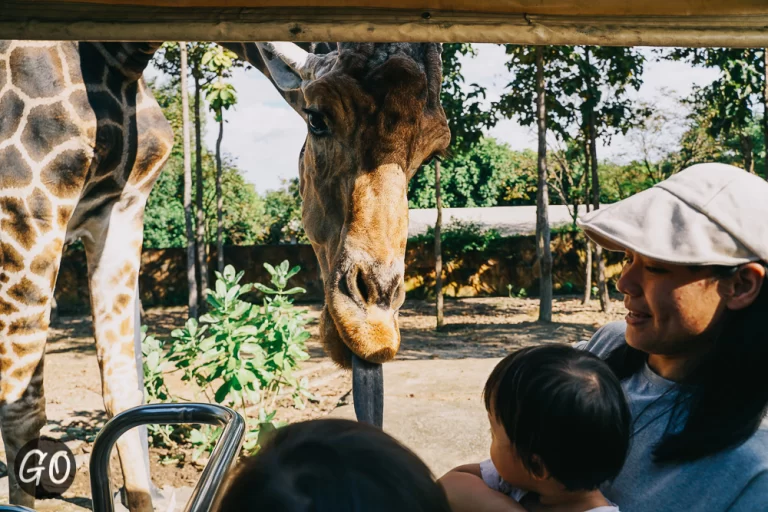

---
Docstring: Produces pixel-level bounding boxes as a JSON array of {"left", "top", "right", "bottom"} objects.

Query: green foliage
[
  {"left": 410, "top": 220, "right": 502, "bottom": 263},
  {"left": 141, "top": 262, "right": 312, "bottom": 457},
  {"left": 665, "top": 48, "right": 766, "bottom": 175},
  {"left": 409, "top": 138, "right": 538, "bottom": 208},
  {"left": 263, "top": 178, "right": 307, "bottom": 244},
  {"left": 143, "top": 79, "right": 267, "bottom": 248}
]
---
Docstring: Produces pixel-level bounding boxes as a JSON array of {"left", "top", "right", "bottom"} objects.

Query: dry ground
[{"left": 0, "top": 295, "right": 626, "bottom": 510}]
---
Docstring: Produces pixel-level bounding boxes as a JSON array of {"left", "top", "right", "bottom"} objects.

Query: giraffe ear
[{"left": 256, "top": 42, "right": 328, "bottom": 91}]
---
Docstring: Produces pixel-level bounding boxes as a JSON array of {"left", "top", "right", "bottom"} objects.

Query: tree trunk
[
  {"left": 435, "top": 160, "right": 444, "bottom": 330},
  {"left": 535, "top": 46, "right": 553, "bottom": 322},
  {"left": 740, "top": 134, "right": 755, "bottom": 175},
  {"left": 585, "top": 47, "right": 610, "bottom": 313},
  {"left": 582, "top": 140, "right": 592, "bottom": 305},
  {"left": 193, "top": 73, "right": 208, "bottom": 307},
  {"left": 589, "top": 119, "right": 610, "bottom": 312},
  {"left": 764, "top": 49, "right": 768, "bottom": 179},
  {"left": 216, "top": 116, "right": 224, "bottom": 274},
  {"left": 180, "top": 43, "right": 198, "bottom": 319}
]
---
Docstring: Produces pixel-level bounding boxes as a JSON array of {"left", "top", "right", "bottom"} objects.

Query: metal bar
[
  {"left": 89, "top": 403, "right": 245, "bottom": 512},
  {"left": 0, "top": 506, "right": 37, "bottom": 511},
  {"left": 352, "top": 355, "right": 384, "bottom": 428},
  {"left": 2, "top": 2, "right": 768, "bottom": 46}
]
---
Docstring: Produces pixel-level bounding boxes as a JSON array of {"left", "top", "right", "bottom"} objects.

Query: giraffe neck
[{"left": 81, "top": 42, "right": 161, "bottom": 83}]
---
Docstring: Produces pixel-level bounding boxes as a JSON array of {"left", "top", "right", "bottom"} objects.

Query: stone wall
[{"left": 54, "top": 234, "right": 625, "bottom": 313}]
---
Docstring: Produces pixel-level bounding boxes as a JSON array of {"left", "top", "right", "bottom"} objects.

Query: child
[
  {"left": 439, "top": 344, "right": 631, "bottom": 512},
  {"left": 211, "top": 417, "right": 452, "bottom": 512}
]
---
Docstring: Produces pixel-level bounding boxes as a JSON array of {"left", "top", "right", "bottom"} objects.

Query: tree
[
  {"left": 145, "top": 79, "right": 268, "bottom": 250},
  {"left": 263, "top": 178, "right": 306, "bottom": 245},
  {"left": 534, "top": 47, "right": 553, "bottom": 321},
  {"left": 202, "top": 45, "right": 240, "bottom": 272},
  {"left": 179, "top": 43, "right": 198, "bottom": 318},
  {"left": 434, "top": 160, "right": 444, "bottom": 330},
  {"left": 667, "top": 48, "right": 766, "bottom": 177}
]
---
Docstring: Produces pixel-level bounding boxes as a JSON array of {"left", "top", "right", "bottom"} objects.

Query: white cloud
[{"left": 147, "top": 44, "right": 722, "bottom": 194}]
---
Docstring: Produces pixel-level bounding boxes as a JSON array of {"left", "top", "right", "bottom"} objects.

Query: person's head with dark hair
[
  {"left": 211, "top": 418, "right": 451, "bottom": 512},
  {"left": 482, "top": 344, "right": 631, "bottom": 494}
]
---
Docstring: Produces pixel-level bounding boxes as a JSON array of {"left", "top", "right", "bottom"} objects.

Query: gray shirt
[{"left": 578, "top": 321, "right": 768, "bottom": 512}]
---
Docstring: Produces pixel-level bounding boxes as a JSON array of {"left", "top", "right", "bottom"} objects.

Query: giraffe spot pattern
[
  {"left": 0, "top": 274, "right": 9, "bottom": 283},
  {"left": 0, "top": 297, "right": 19, "bottom": 315},
  {"left": 106, "top": 70, "right": 125, "bottom": 101},
  {"left": 1, "top": 242, "right": 25, "bottom": 273},
  {"left": 9, "top": 46, "right": 66, "bottom": 99},
  {"left": 0, "top": 146, "right": 33, "bottom": 189},
  {"left": 21, "top": 102, "right": 82, "bottom": 162},
  {"left": 27, "top": 188, "right": 53, "bottom": 231},
  {"left": 56, "top": 205, "right": 73, "bottom": 229},
  {"left": 94, "top": 123, "right": 125, "bottom": 176},
  {"left": 1, "top": 197, "right": 36, "bottom": 250},
  {"left": 31, "top": 241, "right": 62, "bottom": 278},
  {"left": 8, "top": 278, "right": 48, "bottom": 307},
  {"left": 0, "top": 62, "right": 6, "bottom": 92},
  {"left": 89, "top": 91, "right": 124, "bottom": 125},
  {"left": 7, "top": 312, "right": 46, "bottom": 337},
  {"left": 0, "top": 91, "right": 23, "bottom": 142},
  {"left": 68, "top": 89, "right": 95, "bottom": 125},
  {"left": 131, "top": 128, "right": 172, "bottom": 189},
  {"left": 113, "top": 293, "right": 132, "bottom": 312},
  {"left": 0, "top": 41, "right": 11, "bottom": 54},
  {"left": 40, "top": 149, "right": 89, "bottom": 198}
]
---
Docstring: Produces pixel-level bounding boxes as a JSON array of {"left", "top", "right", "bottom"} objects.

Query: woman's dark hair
[
  {"left": 483, "top": 344, "right": 631, "bottom": 491},
  {"left": 211, "top": 418, "right": 451, "bottom": 512},
  {"left": 604, "top": 265, "right": 768, "bottom": 464}
]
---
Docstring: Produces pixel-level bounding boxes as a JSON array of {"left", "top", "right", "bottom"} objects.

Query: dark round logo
[{"left": 14, "top": 436, "right": 76, "bottom": 499}]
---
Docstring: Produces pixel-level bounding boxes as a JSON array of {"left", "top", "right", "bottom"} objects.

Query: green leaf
[{"left": 281, "top": 287, "right": 306, "bottom": 295}]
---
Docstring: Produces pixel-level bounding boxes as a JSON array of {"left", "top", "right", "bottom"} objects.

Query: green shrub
[{"left": 142, "top": 261, "right": 314, "bottom": 458}]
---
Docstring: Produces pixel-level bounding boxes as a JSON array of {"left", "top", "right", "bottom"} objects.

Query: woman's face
[{"left": 616, "top": 250, "right": 727, "bottom": 358}]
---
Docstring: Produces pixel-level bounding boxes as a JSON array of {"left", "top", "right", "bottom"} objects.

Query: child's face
[{"left": 488, "top": 412, "right": 540, "bottom": 491}]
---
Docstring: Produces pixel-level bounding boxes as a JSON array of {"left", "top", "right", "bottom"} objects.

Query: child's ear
[{"left": 530, "top": 455, "right": 551, "bottom": 481}]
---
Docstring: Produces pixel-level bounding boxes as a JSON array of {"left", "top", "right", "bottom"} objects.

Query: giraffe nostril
[{"left": 356, "top": 271, "right": 370, "bottom": 304}]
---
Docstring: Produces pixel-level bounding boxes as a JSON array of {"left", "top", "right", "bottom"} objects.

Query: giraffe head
[{"left": 258, "top": 43, "right": 450, "bottom": 367}]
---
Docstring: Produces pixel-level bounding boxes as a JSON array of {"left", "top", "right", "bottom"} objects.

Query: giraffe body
[{"left": 0, "top": 40, "right": 171, "bottom": 510}]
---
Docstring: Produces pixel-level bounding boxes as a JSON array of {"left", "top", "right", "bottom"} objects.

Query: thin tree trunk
[
  {"left": 193, "top": 73, "right": 208, "bottom": 307},
  {"left": 764, "top": 48, "right": 768, "bottom": 179},
  {"left": 582, "top": 140, "right": 592, "bottom": 305},
  {"left": 180, "top": 43, "right": 198, "bottom": 319},
  {"left": 585, "top": 48, "right": 610, "bottom": 313},
  {"left": 435, "top": 160, "right": 444, "bottom": 330},
  {"left": 216, "top": 116, "right": 224, "bottom": 273},
  {"left": 535, "top": 46, "right": 553, "bottom": 322},
  {"left": 740, "top": 134, "right": 755, "bottom": 174},
  {"left": 589, "top": 119, "right": 610, "bottom": 312}
]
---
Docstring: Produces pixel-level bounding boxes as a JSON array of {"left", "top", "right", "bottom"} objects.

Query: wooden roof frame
[{"left": 2, "top": 1, "right": 768, "bottom": 47}]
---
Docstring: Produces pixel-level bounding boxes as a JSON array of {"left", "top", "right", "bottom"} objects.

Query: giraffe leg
[
  {"left": 83, "top": 196, "right": 153, "bottom": 512},
  {"left": 0, "top": 229, "right": 69, "bottom": 507},
  {"left": 0, "top": 363, "right": 46, "bottom": 507}
]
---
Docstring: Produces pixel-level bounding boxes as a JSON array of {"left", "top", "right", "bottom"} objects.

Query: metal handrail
[
  {"left": 0, "top": 506, "right": 37, "bottom": 511},
  {"left": 89, "top": 403, "right": 245, "bottom": 512}
]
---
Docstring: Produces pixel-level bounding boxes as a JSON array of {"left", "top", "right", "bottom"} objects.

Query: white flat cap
[{"left": 577, "top": 163, "right": 768, "bottom": 266}]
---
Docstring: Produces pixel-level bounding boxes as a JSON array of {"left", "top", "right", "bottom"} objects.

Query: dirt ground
[{"left": 3, "top": 295, "right": 627, "bottom": 510}]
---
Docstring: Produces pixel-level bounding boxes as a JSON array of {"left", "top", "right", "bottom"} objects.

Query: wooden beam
[
  {"left": 2, "top": 2, "right": 768, "bottom": 47},
  {"left": 20, "top": 0, "right": 768, "bottom": 17}
]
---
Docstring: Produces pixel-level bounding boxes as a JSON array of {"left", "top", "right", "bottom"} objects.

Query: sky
[{"left": 147, "top": 45, "right": 721, "bottom": 194}]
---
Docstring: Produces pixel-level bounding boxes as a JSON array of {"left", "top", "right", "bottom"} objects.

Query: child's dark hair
[
  {"left": 211, "top": 418, "right": 451, "bottom": 512},
  {"left": 483, "top": 344, "right": 631, "bottom": 491}
]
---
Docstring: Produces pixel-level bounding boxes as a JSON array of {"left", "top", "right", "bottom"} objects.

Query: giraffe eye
[{"left": 303, "top": 109, "right": 329, "bottom": 136}]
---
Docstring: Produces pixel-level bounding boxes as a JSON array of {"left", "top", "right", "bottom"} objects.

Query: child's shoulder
[
  {"left": 573, "top": 321, "right": 627, "bottom": 359},
  {"left": 479, "top": 459, "right": 526, "bottom": 502}
]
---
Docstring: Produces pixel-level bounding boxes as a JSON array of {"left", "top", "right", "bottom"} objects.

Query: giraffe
[{"left": 0, "top": 40, "right": 449, "bottom": 510}]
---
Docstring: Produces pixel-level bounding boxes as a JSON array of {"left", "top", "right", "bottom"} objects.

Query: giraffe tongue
[{"left": 352, "top": 355, "right": 384, "bottom": 428}]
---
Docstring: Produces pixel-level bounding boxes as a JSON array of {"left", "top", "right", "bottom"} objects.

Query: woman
[{"left": 576, "top": 162, "right": 768, "bottom": 511}]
